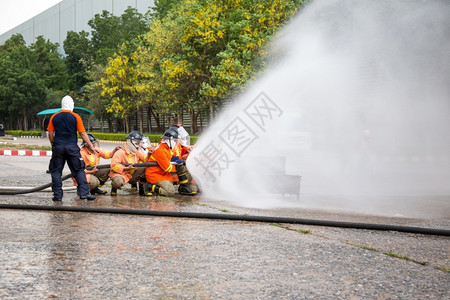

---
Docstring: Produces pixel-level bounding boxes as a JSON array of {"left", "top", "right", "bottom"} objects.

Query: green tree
[
  {"left": 99, "top": 44, "right": 145, "bottom": 132},
  {"left": 30, "top": 36, "right": 69, "bottom": 91},
  {"left": 63, "top": 30, "right": 92, "bottom": 91},
  {"left": 84, "top": 64, "right": 116, "bottom": 132},
  {"left": 0, "top": 34, "right": 46, "bottom": 130},
  {"left": 73, "top": 7, "right": 151, "bottom": 132},
  {"left": 135, "top": 0, "right": 305, "bottom": 132},
  {"left": 135, "top": 17, "right": 183, "bottom": 132},
  {"left": 88, "top": 7, "right": 150, "bottom": 65},
  {"left": 176, "top": 0, "right": 306, "bottom": 119},
  {"left": 151, "top": 0, "right": 178, "bottom": 19}
]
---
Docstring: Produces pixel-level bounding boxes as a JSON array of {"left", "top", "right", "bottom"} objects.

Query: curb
[
  {"left": 0, "top": 149, "right": 52, "bottom": 156},
  {"left": 0, "top": 138, "right": 159, "bottom": 156},
  {"left": 98, "top": 139, "right": 123, "bottom": 144}
]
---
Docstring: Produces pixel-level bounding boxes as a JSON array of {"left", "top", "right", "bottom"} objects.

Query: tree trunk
[
  {"left": 17, "top": 116, "right": 23, "bottom": 131},
  {"left": 113, "top": 118, "right": 117, "bottom": 133},
  {"left": 149, "top": 106, "right": 161, "bottom": 133},
  {"left": 100, "top": 113, "right": 104, "bottom": 133},
  {"left": 138, "top": 107, "right": 143, "bottom": 133},
  {"left": 208, "top": 97, "right": 214, "bottom": 124},
  {"left": 189, "top": 109, "right": 194, "bottom": 134},
  {"left": 146, "top": 105, "right": 152, "bottom": 133},
  {"left": 108, "top": 118, "right": 113, "bottom": 133},
  {"left": 190, "top": 108, "right": 199, "bottom": 134},
  {"left": 125, "top": 115, "right": 130, "bottom": 133},
  {"left": 22, "top": 108, "right": 26, "bottom": 131}
]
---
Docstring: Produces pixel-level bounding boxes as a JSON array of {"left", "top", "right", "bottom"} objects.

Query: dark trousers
[{"left": 49, "top": 144, "right": 88, "bottom": 199}]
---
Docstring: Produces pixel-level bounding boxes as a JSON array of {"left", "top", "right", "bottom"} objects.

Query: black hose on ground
[
  {"left": 0, "top": 203, "right": 448, "bottom": 236},
  {"left": 0, "top": 174, "right": 73, "bottom": 195},
  {"left": 0, "top": 162, "right": 159, "bottom": 195}
]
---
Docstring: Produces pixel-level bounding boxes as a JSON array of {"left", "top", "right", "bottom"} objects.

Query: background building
[{"left": 0, "top": 0, "right": 155, "bottom": 54}]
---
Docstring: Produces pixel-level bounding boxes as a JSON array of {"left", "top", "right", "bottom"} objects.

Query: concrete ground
[{"left": 0, "top": 137, "right": 449, "bottom": 299}]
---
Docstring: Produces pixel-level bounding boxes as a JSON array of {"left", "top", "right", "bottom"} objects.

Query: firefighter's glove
[{"left": 171, "top": 156, "right": 185, "bottom": 165}]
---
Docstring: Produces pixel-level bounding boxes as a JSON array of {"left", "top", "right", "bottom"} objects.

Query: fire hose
[
  {"left": 0, "top": 163, "right": 448, "bottom": 236},
  {"left": 0, "top": 162, "right": 159, "bottom": 195},
  {"left": 0, "top": 203, "right": 448, "bottom": 236}
]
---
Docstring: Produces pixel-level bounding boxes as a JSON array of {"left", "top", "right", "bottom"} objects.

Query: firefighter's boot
[
  {"left": 144, "top": 183, "right": 161, "bottom": 196},
  {"left": 91, "top": 187, "right": 107, "bottom": 195},
  {"left": 138, "top": 177, "right": 147, "bottom": 196},
  {"left": 98, "top": 179, "right": 106, "bottom": 188},
  {"left": 178, "top": 184, "right": 196, "bottom": 196},
  {"left": 94, "top": 179, "right": 108, "bottom": 194},
  {"left": 131, "top": 183, "right": 138, "bottom": 190},
  {"left": 80, "top": 194, "right": 96, "bottom": 201},
  {"left": 178, "top": 172, "right": 196, "bottom": 196},
  {"left": 138, "top": 183, "right": 145, "bottom": 195},
  {"left": 111, "top": 187, "right": 118, "bottom": 196}
]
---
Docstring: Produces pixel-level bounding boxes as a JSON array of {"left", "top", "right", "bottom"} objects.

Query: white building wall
[{"left": 0, "top": 0, "right": 154, "bottom": 54}]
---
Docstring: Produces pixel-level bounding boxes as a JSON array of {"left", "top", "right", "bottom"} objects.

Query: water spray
[{"left": 187, "top": 0, "right": 450, "bottom": 215}]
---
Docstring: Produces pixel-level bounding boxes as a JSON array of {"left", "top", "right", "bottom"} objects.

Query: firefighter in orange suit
[
  {"left": 144, "top": 128, "right": 182, "bottom": 196},
  {"left": 109, "top": 131, "right": 147, "bottom": 196},
  {"left": 169, "top": 123, "right": 197, "bottom": 195},
  {"left": 80, "top": 134, "right": 121, "bottom": 195}
]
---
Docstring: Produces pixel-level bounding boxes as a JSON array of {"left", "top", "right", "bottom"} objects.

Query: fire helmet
[
  {"left": 126, "top": 131, "right": 144, "bottom": 141},
  {"left": 170, "top": 124, "right": 190, "bottom": 146},
  {"left": 161, "top": 128, "right": 179, "bottom": 140},
  {"left": 81, "top": 133, "right": 98, "bottom": 147},
  {"left": 161, "top": 128, "right": 179, "bottom": 149}
]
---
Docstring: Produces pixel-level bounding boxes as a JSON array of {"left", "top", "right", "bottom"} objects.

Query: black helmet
[
  {"left": 161, "top": 128, "right": 178, "bottom": 140},
  {"left": 126, "top": 131, "right": 144, "bottom": 141},
  {"left": 81, "top": 133, "right": 98, "bottom": 147}
]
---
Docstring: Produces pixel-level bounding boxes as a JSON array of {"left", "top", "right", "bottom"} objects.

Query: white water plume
[{"left": 187, "top": 0, "right": 450, "bottom": 216}]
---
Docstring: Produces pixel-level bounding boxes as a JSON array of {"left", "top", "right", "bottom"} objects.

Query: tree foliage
[
  {"left": 132, "top": 0, "right": 306, "bottom": 132},
  {"left": 88, "top": 7, "right": 150, "bottom": 65},
  {"left": 0, "top": 1, "right": 306, "bottom": 132},
  {"left": 0, "top": 34, "right": 68, "bottom": 130},
  {"left": 99, "top": 44, "right": 146, "bottom": 132},
  {"left": 64, "top": 30, "right": 92, "bottom": 91}
]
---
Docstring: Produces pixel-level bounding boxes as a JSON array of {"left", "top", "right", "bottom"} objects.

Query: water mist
[{"left": 187, "top": 0, "right": 450, "bottom": 217}]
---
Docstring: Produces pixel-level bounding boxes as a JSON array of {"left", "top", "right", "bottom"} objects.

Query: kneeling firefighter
[
  {"left": 79, "top": 134, "right": 121, "bottom": 195},
  {"left": 169, "top": 123, "right": 198, "bottom": 194},
  {"left": 144, "top": 128, "right": 196, "bottom": 196},
  {"left": 109, "top": 131, "right": 147, "bottom": 196}
]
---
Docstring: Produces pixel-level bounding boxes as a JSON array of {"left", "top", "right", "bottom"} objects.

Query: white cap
[{"left": 61, "top": 95, "right": 74, "bottom": 111}]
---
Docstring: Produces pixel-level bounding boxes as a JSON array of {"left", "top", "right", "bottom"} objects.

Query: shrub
[{"left": 5, "top": 130, "right": 41, "bottom": 137}]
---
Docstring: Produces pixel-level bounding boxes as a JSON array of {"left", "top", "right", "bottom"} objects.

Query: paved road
[{"left": 0, "top": 138, "right": 449, "bottom": 299}]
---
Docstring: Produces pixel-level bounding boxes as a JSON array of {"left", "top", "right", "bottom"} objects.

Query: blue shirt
[{"left": 47, "top": 110, "right": 86, "bottom": 145}]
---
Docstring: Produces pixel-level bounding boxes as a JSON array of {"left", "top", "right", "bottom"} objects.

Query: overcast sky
[{"left": 0, "top": 0, "right": 62, "bottom": 35}]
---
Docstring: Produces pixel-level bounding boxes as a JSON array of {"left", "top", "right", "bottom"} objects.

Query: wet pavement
[{"left": 0, "top": 138, "right": 449, "bottom": 299}]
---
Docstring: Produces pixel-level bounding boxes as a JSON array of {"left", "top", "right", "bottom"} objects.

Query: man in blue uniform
[{"left": 47, "top": 95, "right": 96, "bottom": 201}]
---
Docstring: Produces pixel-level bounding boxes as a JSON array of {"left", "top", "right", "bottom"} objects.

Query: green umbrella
[{"left": 37, "top": 107, "right": 93, "bottom": 116}]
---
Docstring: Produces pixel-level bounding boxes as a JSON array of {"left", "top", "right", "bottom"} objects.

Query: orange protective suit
[
  {"left": 145, "top": 143, "right": 176, "bottom": 184},
  {"left": 180, "top": 146, "right": 191, "bottom": 160},
  {"left": 80, "top": 146, "right": 113, "bottom": 183},
  {"left": 109, "top": 144, "right": 146, "bottom": 184},
  {"left": 172, "top": 144, "right": 182, "bottom": 158}
]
